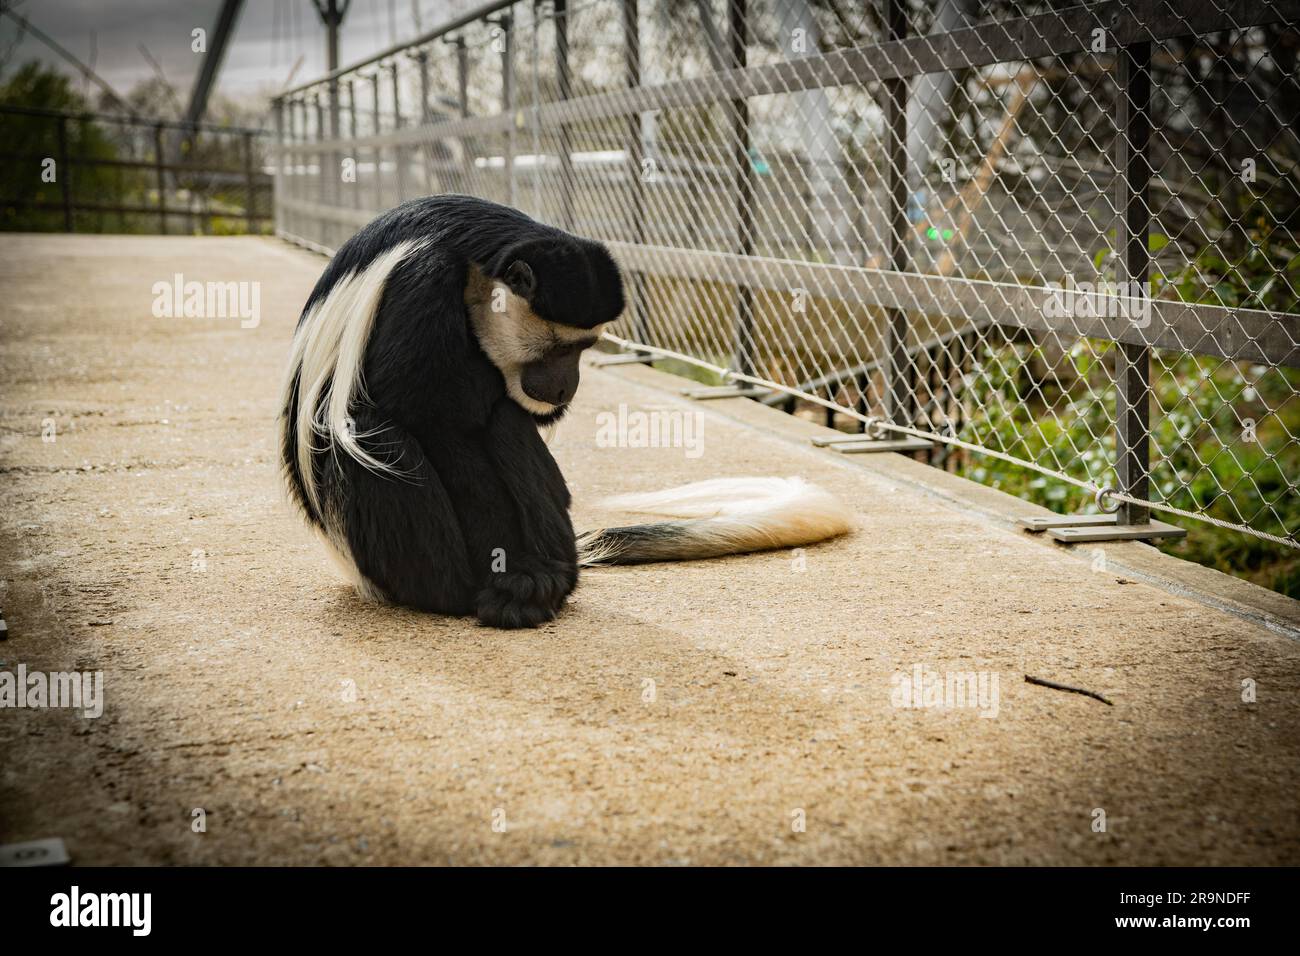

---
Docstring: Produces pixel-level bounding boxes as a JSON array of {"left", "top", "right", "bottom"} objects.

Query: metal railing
[
  {"left": 270, "top": 0, "right": 1300, "bottom": 555},
  {"left": 0, "top": 105, "right": 272, "bottom": 235}
]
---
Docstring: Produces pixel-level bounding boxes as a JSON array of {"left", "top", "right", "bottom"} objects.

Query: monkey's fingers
[
  {"left": 475, "top": 558, "right": 576, "bottom": 628},
  {"left": 475, "top": 587, "right": 559, "bottom": 629}
]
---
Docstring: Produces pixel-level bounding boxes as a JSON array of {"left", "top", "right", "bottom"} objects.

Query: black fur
[
  {"left": 281, "top": 196, "right": 625, "bottom": 628},
  {"left": 576, "top": 523, "right": 690, "bottom": 564}
]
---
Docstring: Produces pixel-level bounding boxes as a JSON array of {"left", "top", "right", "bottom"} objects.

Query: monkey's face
[{"left": 466, "top": 266, "right": 606, "bottom": 422}]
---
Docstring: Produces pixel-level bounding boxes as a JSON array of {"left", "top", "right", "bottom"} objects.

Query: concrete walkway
[{"left": 1, "top": 234, "right": 1298, "bottom": 865}]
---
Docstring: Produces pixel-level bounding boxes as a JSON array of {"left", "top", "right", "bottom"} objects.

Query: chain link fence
[{"left": 271, "top": 0, "right": 1300, "bottom": 565}]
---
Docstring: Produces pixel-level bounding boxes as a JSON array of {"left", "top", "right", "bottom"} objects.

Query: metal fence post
[
  {"left": 153, "top": 123, "right": 167, "bottom": 235},
  {"left": 272, "top": 98, "right": 285, "bottom": 234},
  {"left": 116, "top": 164, "right": 126, "bottom": 232},
  {"left": 414, "top": 50, "right": 432, "bottom": 192},
  {"left": 624, "top": 0, "right": 650, "bottom": 349},
  {"left": 242, "top": 131, "right": 256, "bottom": 232},
  {"left": 366, "top": 72, "right": 379, "bottom": 210},
  {"left": 1017, "top": 35, "right": 1180, "bottom": 545},
  {"left": 884, "top": 0, "right": 911, "bottom": 425},
  {"left": 328, "top": 59, "right": 341, "bottom": 217},
  {"left": 344, "top": 79, "right": 360, "bottom": 208},
  {"left": 555, "top": 0, "right": 574, "bottom": 229},
  {"left": 1115, "top": 40, "right": 1152, "bottom": 526},
  {"left": 328, "top": 72, "right": 341, "bottom": 128},
  {"left": 313, "top": 93, "right": 327, "bottom": 241},
  {"left": 454, "top": 36, "right": 472, "bottom": 194},
  {"left": 184, "top": 126, "right": 196, "bottom": 235},
  {"left": 389, "top": 62, "right": 406, "bottom": 201},
  {"left": 371, "top": 73, "right": 384, "bottom": 211},
  {"left": 728, "top": 0, "right": 754, "bottom": 378},
  {"left": 56, "top": 115, "right": 73, "bottom": 232},
  {"left": 297, "top": 98, "right": 309, "bottom": 227},
  {"left": 287, "top": 99, "right": 298, "bottom": 236},
  {"left": 500, "top": 14, "right": 516, "bottom": 207},
  {"left": 313, "top": 93, "right": 324, "bottom": 190}
]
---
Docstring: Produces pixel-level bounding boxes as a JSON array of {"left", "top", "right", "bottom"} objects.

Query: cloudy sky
[{"left": 0, "top": 0, "right": 482, "bottom": 107}]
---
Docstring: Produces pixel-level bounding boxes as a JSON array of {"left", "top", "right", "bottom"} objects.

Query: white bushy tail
[{"left": 577, "top": 476, "right": 852, "bottom": 565}]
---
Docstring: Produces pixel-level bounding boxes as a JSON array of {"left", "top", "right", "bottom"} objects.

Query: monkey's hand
[{"left": 475, "top": 557, "right": 576, "bottom": 629}]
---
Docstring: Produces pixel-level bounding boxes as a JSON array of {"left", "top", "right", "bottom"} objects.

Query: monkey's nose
[
  {"left": 553, "top": 376, "right": 578, "bottom": 406},
  {"left": 549, "top": 377, "right": 577, "bottom": 406},
  {"left": 521, "top": 361, "right": 579, "bottom": 407}
]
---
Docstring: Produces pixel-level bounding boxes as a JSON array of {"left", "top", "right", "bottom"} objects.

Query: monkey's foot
[{"left": 475, "top": 560, "right": 575, "bottom": 629}]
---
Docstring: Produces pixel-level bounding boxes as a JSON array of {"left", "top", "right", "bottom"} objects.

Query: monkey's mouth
[
  {"left": 530, "top": 403, "right": 570, "bottom": 426},
  {"left": 506, "top": 379, "right": 567, "bottom": 417},
  {"left": 509, "top": 364, "right": 579, "bottom": 425}
]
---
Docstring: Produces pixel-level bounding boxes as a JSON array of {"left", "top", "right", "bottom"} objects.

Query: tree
[{"left": 0, "top": 61, "right": 121, "bottom": 232}]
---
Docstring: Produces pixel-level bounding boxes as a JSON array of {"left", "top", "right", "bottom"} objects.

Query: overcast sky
[{"left": 1, "top": 0, "right": 482, "bottom": 107}]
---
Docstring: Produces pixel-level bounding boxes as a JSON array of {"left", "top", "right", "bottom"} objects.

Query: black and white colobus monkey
[{"left": 280, "top": 195, "right": 850, "bottom": 628}]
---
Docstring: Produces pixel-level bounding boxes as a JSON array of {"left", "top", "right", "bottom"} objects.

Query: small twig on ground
[{"left": 1024, "top": 674, "right": 1113, "bottom": 706}]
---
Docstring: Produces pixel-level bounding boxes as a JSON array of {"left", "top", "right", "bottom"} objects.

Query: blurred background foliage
[{"left": 0, "top": 62, "right": 269, "bottom": 234}]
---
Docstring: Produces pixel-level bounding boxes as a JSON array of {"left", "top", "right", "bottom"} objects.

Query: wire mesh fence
[
  {"left": 0, "top": 105, "right": 272, "bottom": 235},
  {"left": 271, "top": 0, "right": 1300, "bottom": 557}
]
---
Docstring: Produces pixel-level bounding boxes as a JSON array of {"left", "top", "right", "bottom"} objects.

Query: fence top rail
[
  {"left": 275, "top": 0, "right": 516, "bottom": 103},
  {"left": 0, "top": 103, "right": 268, "bottom": 137},
  {"left": 273, "top": 0, "right": 1298, "bottom": 110}
]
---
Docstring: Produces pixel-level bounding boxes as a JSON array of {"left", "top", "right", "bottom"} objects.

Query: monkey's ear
[{"left": 503, "top": 260, "right": 536, "bottom": 298}]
